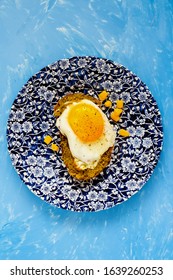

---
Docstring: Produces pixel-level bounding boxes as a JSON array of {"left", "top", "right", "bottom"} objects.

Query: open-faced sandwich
[{"left": 53, "top": 93, "right": 116, "bottom": 181}]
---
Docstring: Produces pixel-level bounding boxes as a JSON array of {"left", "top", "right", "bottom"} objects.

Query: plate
[{"left": 7, "top": 56, "right": 163, "bottom": 212}]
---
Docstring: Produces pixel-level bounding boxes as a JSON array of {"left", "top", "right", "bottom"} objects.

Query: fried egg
[{"left": 56, "top": 99, "right": 116, "bottom": 169}]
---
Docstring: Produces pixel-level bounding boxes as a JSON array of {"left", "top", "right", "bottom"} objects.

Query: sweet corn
[
  {"left": 112, "top": 108, "right": 123, "bottom": 116},
  {"left": 44, "top": 135, "right": 53, "bottom": 144},
  {"left": 98, "top": 90, "right": 108, "bottom": 101},
  {"left": 116, "top": 100, "right": 124, "bottom": 109},
  {"left": 51, "top": 143, "right": 59, "bottom": 152},
  {"left": 118, "top": 129, "right": 130, "bottom": 137},
  {"left": 110, "top": 112, "right": 120, "bottom": 122},
  {"left": 104, "top": 100, "right": 112, "bottom": 107}
]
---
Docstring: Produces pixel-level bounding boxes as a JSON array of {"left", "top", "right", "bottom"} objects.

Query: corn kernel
[
  {"left": 104, "top": 100, "right": 112, "bottom": 107},
  {"left": 118, "top": 129, "right": 130, "bottom": 137},
  {"left": 113, "top": 108, "right": 123, "bottom": 116},
  {"left": 110, "top": 112, "right": 120, "bottom": 122},
  {"left": 98, "top": 90, "right": 108, "bottom": 101},
  {"left": 51, "top": 143, "right": 59, "bottom": 152},
  {"left": 44, "top": 135, "right": 53, "bottom": 145},
  {"left": 116, "top": 99, "right": 124, "bottom": 109}
]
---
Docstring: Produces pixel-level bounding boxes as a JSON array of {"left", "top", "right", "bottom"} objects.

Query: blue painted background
[{"left": 0, "top": 0, "right": 173, "bottom": 260}]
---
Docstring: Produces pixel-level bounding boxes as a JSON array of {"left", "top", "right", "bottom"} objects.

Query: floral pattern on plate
[{"left": 7, "top": 56, "right": 163, "bottom": 212}]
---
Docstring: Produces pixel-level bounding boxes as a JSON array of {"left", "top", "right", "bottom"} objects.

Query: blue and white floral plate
[{"left": 7, "top": 56, "right": 163, "bottom": 212}]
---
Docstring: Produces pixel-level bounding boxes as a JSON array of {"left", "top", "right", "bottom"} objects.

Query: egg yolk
[{"left": 68, "top": 103, "right": 104, "bottom": 142}]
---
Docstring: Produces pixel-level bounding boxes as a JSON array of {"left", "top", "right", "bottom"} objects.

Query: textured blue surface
[{"left": 0, "top": 0, "right": 172, "bottom": 260}]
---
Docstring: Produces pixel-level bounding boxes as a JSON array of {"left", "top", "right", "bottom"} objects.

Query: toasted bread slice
[{"left": 54, "top": 93, "right": 113, "bottom": 181}]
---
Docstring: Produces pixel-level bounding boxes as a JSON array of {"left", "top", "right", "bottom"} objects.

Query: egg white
[{"left": 56, "top": 99, "right": 116, "bottom": 169}]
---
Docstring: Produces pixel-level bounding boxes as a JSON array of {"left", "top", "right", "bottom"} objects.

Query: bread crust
[{"left": 54, "top": 93, "right": 113, "bottom": 181}]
